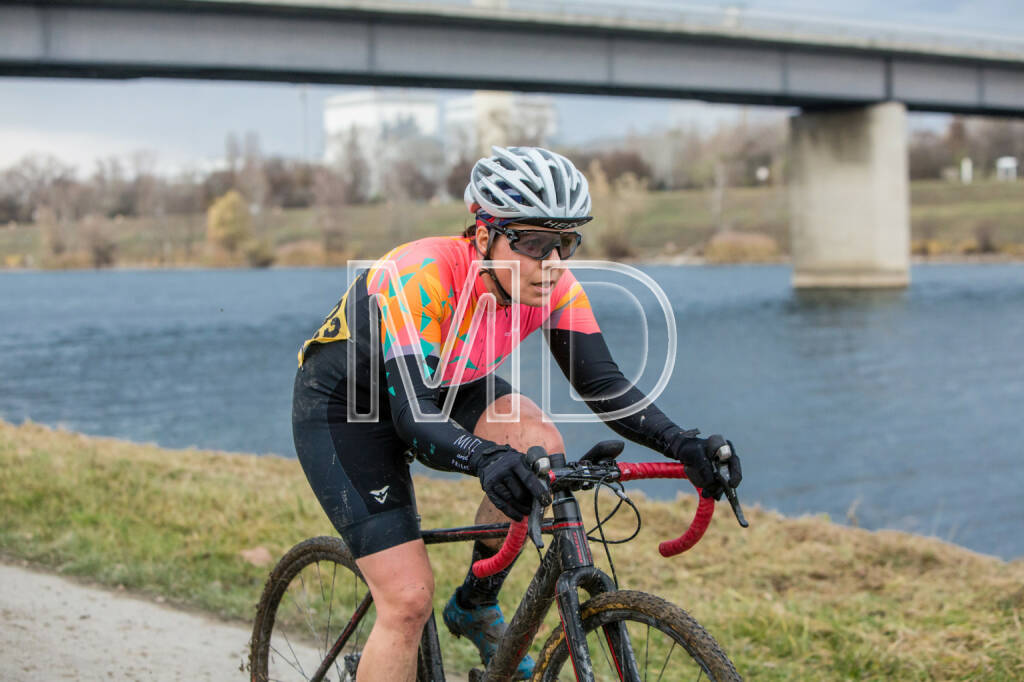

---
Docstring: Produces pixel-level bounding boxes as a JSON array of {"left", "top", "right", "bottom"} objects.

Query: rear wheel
[
  {"left": 249, "top": 536, "right": 429, "bottom": 682},
  {"left": 531, "top": 590, "right": 741, "bottom": 682}
]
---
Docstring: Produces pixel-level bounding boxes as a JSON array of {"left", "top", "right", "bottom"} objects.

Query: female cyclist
[{"left": 291, "top": 146, "right": 742, "bottom": 681}]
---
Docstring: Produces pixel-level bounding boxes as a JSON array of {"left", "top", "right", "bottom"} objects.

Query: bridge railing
[{"left": 271, "top": 0, "right": 1024, "bottom": 58}]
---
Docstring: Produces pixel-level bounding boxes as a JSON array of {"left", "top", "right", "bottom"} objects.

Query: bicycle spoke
[
  {"left": 322, "top": 562, "right": 334, "bottom": 654},
  {"left": 295, "top": 572, "right": 325, "bottom": 657},
  {"left": 326, "top": 562, "right": 342, "bottom": 680},
  {"left": 253, "top": 539, "right": 393, "bottom": 682},
  {"left": 595, "top": 627, "right": 616, "bottom": 677},
  {"left": 655, "top": 640, "right": 676, "bottom": 682},
  {"left": 352, "top": 571, "right": 366, "bottom": 654},
  {"left": 271, "top": 634, "right": 310, "bottom": 681},
  {"left": 644, "top": 623, "right": 650, "bottom": 682}
]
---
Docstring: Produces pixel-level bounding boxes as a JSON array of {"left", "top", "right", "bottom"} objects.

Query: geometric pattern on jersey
[{"left": 300, "top": 236, "right": 599, "bottom": 387}]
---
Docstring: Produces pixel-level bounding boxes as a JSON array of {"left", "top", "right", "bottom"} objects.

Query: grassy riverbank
[
  {"left": 2, "top": 180, "right": 1023, "bottom": 268},
  {"left": 2, "top": 419, "right": 1022, "bottom": 680}
]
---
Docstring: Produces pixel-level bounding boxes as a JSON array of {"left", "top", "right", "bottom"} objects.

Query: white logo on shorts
[{"left": 370, "top": 486, "right": 390, "bottom": 504}]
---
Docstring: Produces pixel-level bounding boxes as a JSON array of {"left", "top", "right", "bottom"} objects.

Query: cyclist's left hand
[{"left": 666, "top": 432, "right": 742, "bottom": 500}]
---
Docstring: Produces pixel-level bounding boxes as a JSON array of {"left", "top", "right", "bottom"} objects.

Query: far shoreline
[{"left": 2, "top": 253, "right": 1023, "bottom": 273}]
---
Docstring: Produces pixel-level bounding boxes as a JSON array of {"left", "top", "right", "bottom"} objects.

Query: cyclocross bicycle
[{"left": 249, "top": 439, "right": 749, "bottom": 681}]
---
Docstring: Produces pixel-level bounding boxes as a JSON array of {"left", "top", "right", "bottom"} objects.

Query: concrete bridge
[{"left": 4, "top": 0, "right": 1024, "bottom": 286}]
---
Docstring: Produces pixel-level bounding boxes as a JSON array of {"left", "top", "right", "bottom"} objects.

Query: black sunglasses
[{"left": 492, "top": 226, "right": 583, "bottom": 260}]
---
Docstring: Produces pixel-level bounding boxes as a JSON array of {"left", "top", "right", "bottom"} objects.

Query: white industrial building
[
  {"left": 443, "top": 91, "right": 558, "bottom": 165},
  {"left": 323, "top": 88, "right": 440, "bottom": 198},
  {"left": 996, "top": 156, "right": 1018, "bottom": 182},
  {"left": 323, "top": 88, "right": 557, "bottom": 199}
]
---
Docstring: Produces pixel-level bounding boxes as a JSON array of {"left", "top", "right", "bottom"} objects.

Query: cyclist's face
[{"left": 476, "top": 224, "right": 568, "bottom": 307}]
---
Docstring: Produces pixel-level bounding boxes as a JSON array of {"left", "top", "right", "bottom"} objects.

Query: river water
[{"left": 1, "top": 264, "right": 1021, "bottom": 559}]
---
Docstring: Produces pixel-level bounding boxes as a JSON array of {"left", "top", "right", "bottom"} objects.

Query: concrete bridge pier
[{"left": 789, "top": 101, "right": 910, "bottom": 288}]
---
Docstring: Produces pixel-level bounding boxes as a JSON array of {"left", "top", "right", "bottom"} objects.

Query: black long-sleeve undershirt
[
  {"left": 384, "top": 328, "right": 686, "bottom": 473},
  {"left": 545, "top": 328, "right": 686, "bottom": 453}
]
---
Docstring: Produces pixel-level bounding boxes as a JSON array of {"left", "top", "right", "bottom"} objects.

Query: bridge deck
[{"left": 1, "top": 0, "right": 1022, "bottom": 115}]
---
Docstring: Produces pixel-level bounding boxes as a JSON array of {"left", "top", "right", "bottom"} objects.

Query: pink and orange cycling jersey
[{"left": 300, "top": 236, "right": 600, "bottom": 386}]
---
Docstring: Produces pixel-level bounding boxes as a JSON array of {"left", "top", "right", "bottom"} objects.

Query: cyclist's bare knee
[
  {"left": 357, "top": 540, "right": 434, "bottom": 636},
  {"left": 473, "top": 393, "right": 563, "bottom": 547},
  {"left": 474, "top": 393, "right": 565, "bottom": 456}
]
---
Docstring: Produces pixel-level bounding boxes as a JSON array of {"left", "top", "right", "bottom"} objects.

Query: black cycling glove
[
  {"left": 666, "top": 432, "right": 742, "bottom": 500},
  {"left": 473, "top": 445, "right": 551, "bottom": 521}
]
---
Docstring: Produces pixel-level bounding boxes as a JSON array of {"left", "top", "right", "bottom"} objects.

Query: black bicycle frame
[{"left": 318, "top": 456, "right": 637, "bottom": 682}]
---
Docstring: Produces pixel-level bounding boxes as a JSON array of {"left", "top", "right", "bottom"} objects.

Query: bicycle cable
[{"left": 587, "top": 475, "right": 642, "bottom": 589}]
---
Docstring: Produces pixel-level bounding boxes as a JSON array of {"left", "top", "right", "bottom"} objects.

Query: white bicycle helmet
[{"left": 464, "top": 146, "right": 592, "bottom": 229}]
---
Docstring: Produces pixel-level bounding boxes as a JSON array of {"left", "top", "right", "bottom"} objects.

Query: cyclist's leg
[
  {"left": 442, "top": 383, "right": 564, "bottom": 676},
  {"left": 293, "top": 341, "right": 429, "bottom": 681},
  {"left": 470, "top": 391, "right": 565, "bottom": 550},
  {"left": 355, "top": 540, "right": 435, "bottom": 682}
]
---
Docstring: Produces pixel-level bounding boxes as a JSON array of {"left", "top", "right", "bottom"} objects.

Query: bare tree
[
  {"left": 380, "top": 119, "right": 444, "bottom": 203},
  {"left": 80, "top": 214, "right": 117, "bottom": 268},
  {"left": 36, "top": 205, "right": 68, "bottom": 258},
  {"left": 336, "top": 126, "right": 370, "bottom": 204},
  {"left": 967, "top": 117, "right": 1024, "bottom": 176},
  {"left": 238, "top": 131, "right": 268, "bottom": 209},
  {"left": 446, "top": 157, "right": 475, "bottom": 202},
  {"left": 225, "top": 133, "right": 241, "bottom": 176},
  {"left": 3, "top": 155, "right": 80, "bottom": 222},
  {"left": 131, "top": 150, "right": 162, "bottom": 218},
  {"left": 314, "top": 166, "right": 348, "bottom": 259}
]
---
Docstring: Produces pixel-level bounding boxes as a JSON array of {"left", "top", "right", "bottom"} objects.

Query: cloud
[{"left": 0, "top": 127, "right": 193, "bottom": 175}]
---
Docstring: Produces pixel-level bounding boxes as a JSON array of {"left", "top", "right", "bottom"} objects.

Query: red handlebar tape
[
  {"left": 471, "top": 460, "right": 714, "bottom": 577},
  {"left": 471, "top": 518, "right": 528, "bottom": 578},
  {"left": 616, "top": 461, "right": 686, "bottom": 480},
  {"left": 658, "top": 495, "right": 715, "bottom": 556},
  {"left": 615, "top": 461, "right": 716, "bottom": 556}
]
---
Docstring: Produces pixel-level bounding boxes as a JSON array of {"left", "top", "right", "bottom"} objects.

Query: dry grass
[
  {"left": 3, "top": 180, "right": 1023, "bottom": 269},
  {"left": 703, "top": 231, "right": 782, "bottom": 264},
  {"left": 2, "top": 419, "right": 1022, "bottom": 679}
]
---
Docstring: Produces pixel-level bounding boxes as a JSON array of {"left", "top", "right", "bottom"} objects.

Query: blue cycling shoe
[{"left": 442, "top": 593, "right": 535, "bottom": 680}]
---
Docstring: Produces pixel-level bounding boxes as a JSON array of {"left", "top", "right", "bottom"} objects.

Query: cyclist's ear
[{"left": 474, "top": 224, "right": 490, "bottom": 254}]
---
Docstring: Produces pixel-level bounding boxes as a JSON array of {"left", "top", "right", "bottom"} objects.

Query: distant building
[
  {"left": 323, "top": 88, "right": 440, "bottom": 198},
  {"left": 996, "top": 156, "right": 1018, "bottom": 182},
  {"left": 960, "top": 157, "right": 973, "bottom": 184},
  {"left": 444, "top": 92, "right": 558, "bottom": 165},
  {"left": 323, "top": 88, "right": 557, "bottom": 200}
]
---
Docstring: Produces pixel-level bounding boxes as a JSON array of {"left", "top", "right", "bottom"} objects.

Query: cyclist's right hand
[
  {"left": 474, "top": 445, "right": 551, "bottom": 521},
  {"left": 667, "top": 433, "right": 742, "bottom": 500}
]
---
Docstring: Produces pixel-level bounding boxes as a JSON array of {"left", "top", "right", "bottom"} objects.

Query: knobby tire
[{"left": 531, "top": 591, "right": 741, "bottom": 682}]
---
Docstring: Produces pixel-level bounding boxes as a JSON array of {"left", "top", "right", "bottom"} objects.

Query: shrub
[
  {"left": 275, "top": 240, "right": 326, "bottom": 266},
  {"left": 704, "top": 230, "right": 779, "bottom": 263},
  {"left": 242, "top": 238, "right": 275, "bottom": 268},
  {"left": 206, "top": 190, "right": 251, "bottom": 253}
]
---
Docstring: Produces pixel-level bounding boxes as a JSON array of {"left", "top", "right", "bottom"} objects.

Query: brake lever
[
  {"left": 714, "top": 444, "right": 749, "bottom": 528},
  {"left": 526, "top": 446, "right": 552, "bottom": 549},
  {"left": 527, "top": 497, "right": 545, "bottom": 549}
]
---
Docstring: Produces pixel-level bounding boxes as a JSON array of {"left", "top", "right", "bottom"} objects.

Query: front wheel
[
  {"left": 250, "top": 536, "right": 432, "bottom": 682},
  {"left": 531, "top": 590, "right": 741, "bottom": 682}
]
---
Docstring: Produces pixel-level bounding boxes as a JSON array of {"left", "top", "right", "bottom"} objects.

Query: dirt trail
[
  {"left": 0, "top": 560, "right": 256, "bottom": 681},
  {"left": 0, "top": 559, "right": 472, "bottom": 682}
]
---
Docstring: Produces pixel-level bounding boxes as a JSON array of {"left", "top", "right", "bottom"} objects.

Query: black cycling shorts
[{"left": 292, "top": 340, "right": 513, "bottom": 558}]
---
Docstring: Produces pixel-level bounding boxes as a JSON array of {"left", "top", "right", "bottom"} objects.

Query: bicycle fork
[
  {"left": 483, "top": 480, "right": 643, "bottom": 682},
  {"left": 550, "top": 490, "right": 643, "bottom": 682}
]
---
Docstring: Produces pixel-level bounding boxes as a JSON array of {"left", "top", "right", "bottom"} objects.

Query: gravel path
[
  {"left": 0, "top": 559, "right": 257, "bottom": 681},
  {"left": 0, "top": 559, "right": 474, "bottom": 682}
]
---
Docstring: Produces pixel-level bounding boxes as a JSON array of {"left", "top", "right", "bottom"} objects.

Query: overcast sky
[{"left": 1, "top": 0, "right": 1021, "bottom": 175}]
